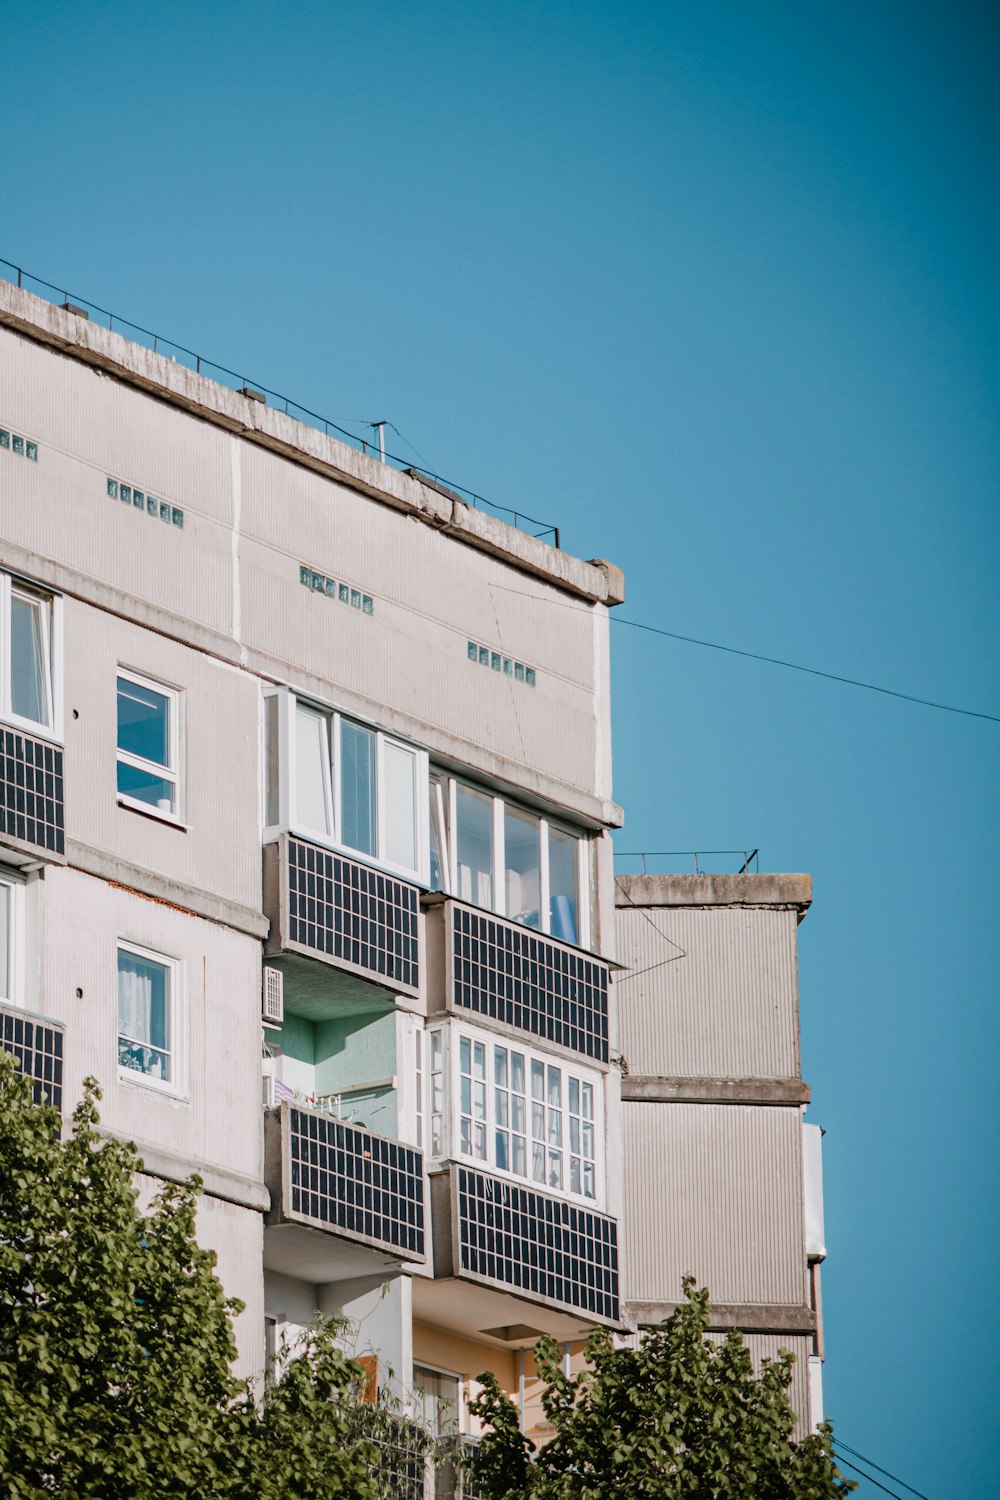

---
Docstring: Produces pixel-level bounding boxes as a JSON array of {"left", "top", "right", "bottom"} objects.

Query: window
[
  {"left": 0, "top": 574, "right": 60, "bottom": 736},
  {"left": 117, "top": 943, "right": 178, "bottom": 1089},
  {"left": 432, "top": 1024, "right": 602, "bottom": 1205},
  {"left": 264, "top": 688, "right": 428, "bottom": 884},
  {"left": 430, "top": 775, "right": 588, "bottom": 946},
  {"left": 0, "top": 869, "right": 23, "bottom": 1005},
  {"left": 117, "top": 672, "right": 180, "bottom": 818}
]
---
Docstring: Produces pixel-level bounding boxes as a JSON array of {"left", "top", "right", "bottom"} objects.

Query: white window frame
[
  {"left": 431, "top": 773, "right": 591, "bottom": 948},
  {"left": 0, "top": 866, "right": 26, "bottom": 1008},
  {"left": 263, "top": 687, "right": 429, "bottom": 885},
  {"left": 116, "top": 940, "right": 184, "bottom": 1097},
  {"left": 0, "top": 573, "right": 63, "bottom": 742},
  {"left": 427, "top": 1021, "right": 605, "bottom": 1210},
  {"left": 116, "top": 669, "right": 182, "bottom": 823}
]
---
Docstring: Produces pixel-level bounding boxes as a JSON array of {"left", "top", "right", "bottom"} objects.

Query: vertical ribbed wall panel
[
  {"left": 622, "top": 1102, "right": 806, "bottom": 1305},
  {"left": 616, "top": 907, "right": 800, "bottom": 1078},
  {"left": 706, "top": 1332, "right": 812, "bottom": 1437}
]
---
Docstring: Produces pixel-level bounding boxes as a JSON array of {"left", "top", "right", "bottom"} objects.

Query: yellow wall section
[{"left": 412, "top": 1321, "right": 517, "bottom": 1393}]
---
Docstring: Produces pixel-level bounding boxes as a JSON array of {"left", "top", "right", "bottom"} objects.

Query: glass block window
[
  {"left": 287, "top": 1105, "right": 425, "bottom": 1258},
  {"left": 456, "top": 1166, "right": 619, "bottom": 1323},
  {"left": 116, "top": 672, "right": 180, "bottom": 818},
  {"left": 0, "top": 1005, "right": 63, "bottom": 1110},
  {"left": 452, "top": 906, "right": 609, "bottom": 1063},
  {"left": 286, "top": 837, "right": 420, "bottom": 992}
]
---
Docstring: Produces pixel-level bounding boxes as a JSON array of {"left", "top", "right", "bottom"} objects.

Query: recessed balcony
[
  {"left": 264, "top": 834, "right": 420, "bottom": 1001},
  {"left": 415, "top": 1164, "right": 620, "bottom": 1341},
  {"left": 425, "top": 897, "right": 610, "bottom": 1063},
  {"left": 0, "top": 1004, "right": 64, "bottom": 1109},
  {"left": 264, "top": 1101, "right": 426, "bottom": 1282},
  {"left": 0, "top": 726, "right": 64, "bottom": 860}
]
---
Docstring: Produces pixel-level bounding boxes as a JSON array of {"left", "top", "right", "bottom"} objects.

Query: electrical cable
[
  {"left": 832, "top": 1453, "right": 909, "bottom": 1498},
  {"left": 486, "top": 582, "right": 999, "bottom": 725},
  {"left": 833, "top": 1441, "right": 932, "bottom": 1500}
]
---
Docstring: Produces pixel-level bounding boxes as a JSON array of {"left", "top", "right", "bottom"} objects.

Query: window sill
[
  {"left": 117, "top": 796, "right": 188, "bottom": 832},
  {"left": 0, "top": 712, "right": 63, "bottom": 746},
  {"left": 117, "top": 1067, "right": 188, "bottom": 1102}
]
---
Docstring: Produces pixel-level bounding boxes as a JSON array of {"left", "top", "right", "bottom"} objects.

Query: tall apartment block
[{"left": 0, "top": 277, "right": 826, "bottom": 1481}]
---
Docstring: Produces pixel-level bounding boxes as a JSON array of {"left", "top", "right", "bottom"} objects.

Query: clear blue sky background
[{"left": 3, "top": 2, "right": 998, "bottom": 1493}]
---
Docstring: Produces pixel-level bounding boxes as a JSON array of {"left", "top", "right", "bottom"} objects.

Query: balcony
[
  {"left": 0, "top": 725, "right": 64, "bottom": 859},
  {"left": 264, "top": 834, "right": 420, "bottom": 1000},
  {"left": 0, "top": 1004, "right": 64, "bottom": 1109},
  {"left": 425, "top": 898, "right": 610, "bottom": 1063},
  {"left": 264, "top": 1101, "right": 426, "bottom": 1282},
  {"left": 416, "top": 1164, "right": 620, "bottom": 1341}
]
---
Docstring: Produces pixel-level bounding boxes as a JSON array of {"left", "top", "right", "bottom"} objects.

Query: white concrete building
[{"left": 0, "top": 277, "right": 826, "bottom": 1489}]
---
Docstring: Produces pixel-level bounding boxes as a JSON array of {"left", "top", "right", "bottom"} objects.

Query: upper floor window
[
  {"left": 117, "top": 942, "right": 180, "bottom": 1091},
  {"left": 0, "top": 868, "right": 22, "bottom": 1005},
  {"left": 430, "top": 774, "right": 588, "bottom": 947},
  {"left": 426, "top": 1022, "right": 603, "bottom": 1207},
  {"left": 1, "top": 574, "right": 61, "bottom": 738},
  {"left": 264, "top": 688, "right": 428, "bottom": 885},
  {"left": 117, "top": 672, "right": 180, "bottom": 819}
]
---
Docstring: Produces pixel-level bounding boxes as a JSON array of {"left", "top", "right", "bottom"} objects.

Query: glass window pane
[
  {"left": 117, "top": 948, "right": 171, "bottom": 1082},
  {"left": 548, "top": 827, "right": 579, "bottom": 944},
  {"left": 294, "top": 704, "right": 332, "bottom": 836},
  {"left": 568, "top": 1077, "right": 580, "bottom": 1114},
  {"left": 494, "top": 1047, "right": 508, "bottom": 1087},
  {"left": 383, "top": 740, "right": 417, "bottom": 871},
  {"left": 547, "top": 1065, "right": 561, "bottom": 1107},
  {"left": 531, "top": 1060, "right": 544, "bottom": 1101},
  {"left": 512, "top": 1096, "right": 526, "bottom": 1134},
  {"left": 117, "top": 761, "right": 176, "bottom": 814},
  {"left": 0, "top": 883, "right": 9, "bottom": 1000},
  {"left": 460, "top": 1036, "right": 471, "bottom": 1072},
  {"left": 511, "top": 1052, "right": 525, "bottom": 1095},
  {"left": 504, "top": 805, "right": 540, "bottom": 927},
  {"left": 340, "top": 720, "right": 376, "bottom": 856},
  {"left": 429, "top": 776, "right": 447, "bottom": 891},
  {"left": 117, "top": 676, "right": 169, "bottom": 767},
  {"left": 496, "top": 1131, "right": 509, "bottom": 1169},
  {"left": 513, "top": 1137, "right": 527, "bottom": 1176},
  {"left": 455, "top": 785, "right": 493, "bottom": 908},
  {"left": 10, "top": 593, "right": 50, "bottom": 726}
]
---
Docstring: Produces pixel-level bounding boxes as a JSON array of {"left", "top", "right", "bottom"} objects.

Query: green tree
[
  {"left": 0, "top": 1054, "right": 384, "bottom": 1499},
  {"left": 468, "top": 1279, "right": 855, "bottom": 1499}
]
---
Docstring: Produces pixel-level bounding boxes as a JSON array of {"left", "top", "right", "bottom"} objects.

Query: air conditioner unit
[
  {"left": 261, "top": 1072, "right": 276, "bottom": 1108},
  {"left": 262, "top": 966, "right": 284, "bottom": 1027}
]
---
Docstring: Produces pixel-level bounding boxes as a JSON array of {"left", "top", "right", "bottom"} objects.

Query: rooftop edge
[{"left": 615, "top": 872, "right": 812, "bottom": 914}]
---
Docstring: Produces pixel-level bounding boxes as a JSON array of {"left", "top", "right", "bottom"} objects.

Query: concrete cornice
[
  {"left": 103, "top": 1130, "right": 270, "bottom": 1213},
  {"left": 627, "top": 1301, "right": 816, "bottom": 1335},
  {"left": 622, "top": 1075, "right": 810, "bottom": 1106},
  {"left": 0, "top": 281, "right": 624, "bottom": 607},
  {"left": 615, "top": 872, "right": 812, "bottom": 917}
]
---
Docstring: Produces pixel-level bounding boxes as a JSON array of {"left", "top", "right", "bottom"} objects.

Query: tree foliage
[
  {"left": 468, "top": 1279, "right": 855, "bottom": 1499},
  {"left": 0, "top": 1054, "right": 398, "bottom": 1499}
]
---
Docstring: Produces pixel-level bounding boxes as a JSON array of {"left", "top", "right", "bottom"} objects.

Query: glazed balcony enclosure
[
  {"left": 264, "top": 1100, "right": 426, "bottom": 1283},
  {"left": 0, "top": 1003, "right": 64, "bottom": 1109}
]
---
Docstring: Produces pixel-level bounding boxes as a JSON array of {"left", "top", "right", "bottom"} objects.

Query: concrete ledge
[
  {"left": 622, "top": 1076, "right": 810, "bottom": 1106},
  {"left": 628, "top": 1300, "right": 816, "bottom": 1335},
  {"left": 67, "top": 839, "right": 270, "bottom": 940},
  {"left": 0, "top": 282, "right": 624, "bottom": 606},
  {"left": 615, "top": 873, "right": 812, "bottom": 917},
  {"left": 107, "top": 1131, "right": 270, "bottom": 1213}
]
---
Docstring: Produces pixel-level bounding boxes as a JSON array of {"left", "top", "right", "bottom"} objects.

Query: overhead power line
[
  {"left": 833, "top": 1454, "right": 908, "bottom": 1498},
  {"left": 834, "top": 1440, "right": 933, "bottom": 1500},
  {"left": 487, "top": 584, "right": 998, "bottom": 725}
]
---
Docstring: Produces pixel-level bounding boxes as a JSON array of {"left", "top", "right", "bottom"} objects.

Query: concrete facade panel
[
  {"left": 622, "top": 1101, "right": 806, "bottom": 1306},
  {"left": 43, "top": 866, "right": 263, "bottom": 1184},
  {"left": 616, "top": 906, "right": 800, "bottom": 1079},
  {"left": 62, "top": 598, "right": 261, "bottom": 912}
]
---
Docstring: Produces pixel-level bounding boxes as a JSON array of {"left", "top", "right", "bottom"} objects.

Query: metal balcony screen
[
  {"left": 287, "top": 838, "right": 419, "bottom": 990},
  {"left": 288, "top": 1106, "right": 425, "bottom": 1258},
  {"left": 457, "top": 1166, "right": 619, "bottom": 1323},
  {"left": 452, "top": 907, "right": 608, "bottom": 1063},
  {"left": 1, "top": 1007, "right": 63, "bottom": 1109},
  {"left": 1, "top": 728, "right": 64, "bottom": 855}
]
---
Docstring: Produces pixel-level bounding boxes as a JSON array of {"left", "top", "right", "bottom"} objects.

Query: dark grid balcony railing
[
  {"left": 1, "top": 1005, "right": 64, "bottom": 1109},
  {"left": 287, "top": 837, "right": 419, "bottom": 991},
  {"left": 288, "top": 1105, "right": 425, "bottom": 1258},
  {"left": 456, "top": 1166, "right": 619, "bottom": 1323},
  {"left": 451, "top": 906, "right": 608, "bottom": 1063},
  {"left": 1, "top": 727, "right": 64, "bottom": 856}
]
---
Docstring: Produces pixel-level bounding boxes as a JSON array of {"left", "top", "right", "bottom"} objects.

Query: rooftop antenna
[{"left": 370, "top": 420, "right": 387, "bottom": 463}]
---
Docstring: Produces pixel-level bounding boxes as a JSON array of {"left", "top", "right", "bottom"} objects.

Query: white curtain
[{"left": 118, "top": 952, "right": 168, "bottom": 1079}]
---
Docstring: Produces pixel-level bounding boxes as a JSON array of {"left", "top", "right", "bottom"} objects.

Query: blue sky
[{"left": 4, "top": 1, "right": 998, "bottom": 1493}]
